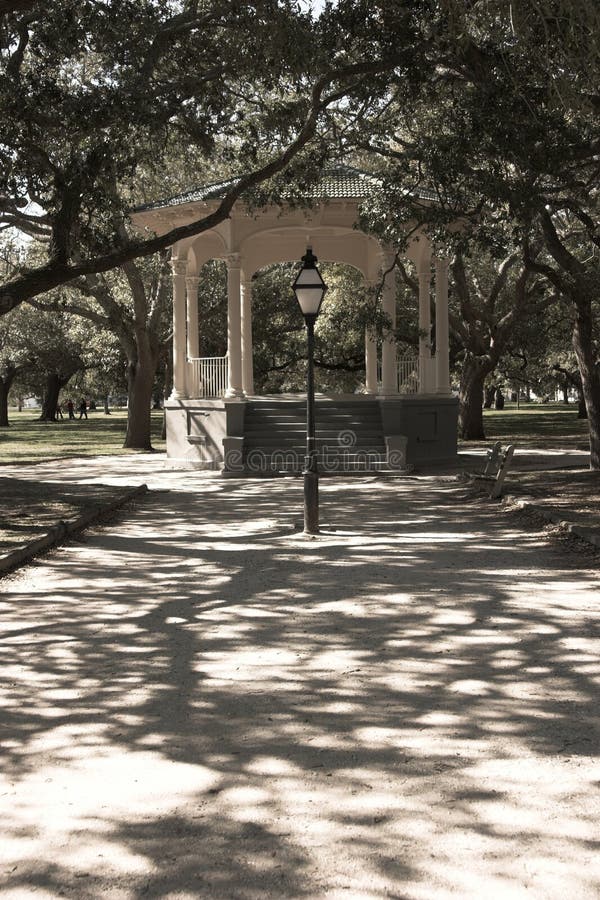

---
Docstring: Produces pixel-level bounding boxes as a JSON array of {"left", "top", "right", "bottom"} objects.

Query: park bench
[{"left": 470, "top": 441, "right": 515, "bottom": 499}]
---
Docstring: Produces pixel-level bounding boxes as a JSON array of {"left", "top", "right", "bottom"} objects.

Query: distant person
[
  {"left": 67, "top": 399, "right": 75, "bottom": 419},
  {"left": 56, "top": 402, "right": 64, "bottom": 420},
  {"left": 78, "top": 398, "right": 88, "bottom": 420}
]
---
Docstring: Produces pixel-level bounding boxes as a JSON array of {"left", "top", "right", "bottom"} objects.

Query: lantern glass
[{"left": 293, "top": 250, "right": 327, "bottom": 318}]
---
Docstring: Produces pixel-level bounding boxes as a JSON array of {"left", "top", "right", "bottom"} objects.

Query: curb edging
[
  {"left": 0, "top": 483, "right": 149, "bottom": 576},
  {"left": 512, "top": 498, "right": 600, "bottom": 548}
]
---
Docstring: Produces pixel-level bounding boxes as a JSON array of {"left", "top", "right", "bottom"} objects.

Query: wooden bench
[{"left": 470, "top": 441, "right": 515, "bottom": 498}]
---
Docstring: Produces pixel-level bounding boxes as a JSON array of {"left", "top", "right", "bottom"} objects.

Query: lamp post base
[{"left": 303, "top": 468, "right": 319, "bottom": 535}]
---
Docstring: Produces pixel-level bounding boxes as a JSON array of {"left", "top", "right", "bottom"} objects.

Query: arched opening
[
  {"left": 250, "top": 261, "right": 375, "bottom": 395},
  {"left": 196, "top": 259, "right": 227, "bottom": 358}
]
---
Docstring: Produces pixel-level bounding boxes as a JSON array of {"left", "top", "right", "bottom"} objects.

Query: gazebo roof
[{"left": 135, "top": 164, "right": 436, "bottom": 213}]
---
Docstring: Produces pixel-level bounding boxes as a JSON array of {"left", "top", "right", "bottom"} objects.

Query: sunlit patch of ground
[{"left": 0, "top": 472, "right": 599, "bottom": 897}]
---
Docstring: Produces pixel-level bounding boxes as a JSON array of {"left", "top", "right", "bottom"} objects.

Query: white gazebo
[{"left": 132, "top": 166, "right": 458, "bottom": 472}]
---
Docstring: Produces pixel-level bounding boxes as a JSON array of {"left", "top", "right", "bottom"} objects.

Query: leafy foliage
[
  {"left": 197, "top": 260, "right": 384, "bottom": 393},
  {"left": 0, "top": 0, "right": 435, "bottom": 311}
]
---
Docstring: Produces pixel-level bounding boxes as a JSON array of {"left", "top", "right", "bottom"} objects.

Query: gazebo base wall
[
  {"left": 378, "top": 395, "right": 458, "bottom": 464},
  {"left": 164, "top": 398, "right": 245, "bottom": 470},
  {"left": 165, "top": 394, "right": 458, "bottom": 471}
]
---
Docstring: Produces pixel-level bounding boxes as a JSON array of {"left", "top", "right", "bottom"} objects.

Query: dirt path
[{"left": 1, "top": 470, "right": 600, "bottom": 899}]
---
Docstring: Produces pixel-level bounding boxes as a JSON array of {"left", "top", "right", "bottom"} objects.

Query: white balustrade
[
  {"left": 376, "top": 355, "right": 420, "bottom": 394},
  {"left": 397, "top": 355, "right": 420, "bottom": 394},
  {"left": 390, "top": 356, "right": 436, "bottom": 393},
  {"left": 187, "top": 355, "right": 229, "bottom": 398}
]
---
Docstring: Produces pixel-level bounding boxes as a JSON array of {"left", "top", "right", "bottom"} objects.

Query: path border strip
[
  {"left": 0, "top": 483, "right": 148, "bottom": 576},
  {"left": 511, "top": 498, "right": 600, "bottom": 548}
]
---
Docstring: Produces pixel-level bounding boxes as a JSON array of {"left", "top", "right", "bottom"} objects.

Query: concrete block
[{"left": 385, "top": 435, "right": 408, "bottom": 469}]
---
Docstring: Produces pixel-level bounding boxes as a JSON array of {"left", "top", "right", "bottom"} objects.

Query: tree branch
[
  {"left": 138, "top": 9, "right": 218, "bottom": 81},
  {"left": 539, "top": 208, "right": 586, "bottom": 278},
  {"left": 27, "top": 295, "right": 110, "bottom": 329},
  {"left": 0, "top": 0, "right": 37, "bottom": 14},
  {"left": 488, "top": 251, "right": 520, "bottom": 315},
  {"left": 0, "top": 54, "right": 413, "bottom": 314}
]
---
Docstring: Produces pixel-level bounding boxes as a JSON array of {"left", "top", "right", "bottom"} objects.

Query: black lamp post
[{"left": 293, "top": 247, "right": 327, "bottom": 535}]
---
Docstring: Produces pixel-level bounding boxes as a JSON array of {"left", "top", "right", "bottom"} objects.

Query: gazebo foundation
[{"left": 164, "top": 394, "right": 458, "bottom": 473}]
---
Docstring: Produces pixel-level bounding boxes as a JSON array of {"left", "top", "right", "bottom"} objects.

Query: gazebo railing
[
  {"left": 397, "top": 355, "right": 420, "bottom": 394},
  {"left": 377, "top": 356, "right": 435, "bottom": 394},
  {"left": 187, "top": 355, "right": 229, "bottom": 398},
  {"left": 377, "top": 355, "right": 421, "bottom": 394}
]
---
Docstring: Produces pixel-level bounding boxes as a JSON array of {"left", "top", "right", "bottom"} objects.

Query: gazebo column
[
  {"left": 365, "top": 326, "right": 377, "bottom": 393},
  {"left": 241, "top": 278, "right": 254, "bottom": 396},
  {"left": 225, "top": 253, "right": 244, "bottom": 398},
  {"left": 418, "top": 263, "right": 432, "bottom": 394},
  {"left": 380, "top": 258, "right": 398, "bottom": 395},
  {"left": 435, "top": 257, "right": 451, "bottom": 394},
  {"left": 186, "top": 275, "right": 200, "bottom": 359},
  {"left": 170, "top": 257, "right": 188, "bottom": 399}
]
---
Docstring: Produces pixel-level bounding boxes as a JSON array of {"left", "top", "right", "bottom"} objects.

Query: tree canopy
[
  {"left": 340, "top": 0, "right": 600, "bottom": 462},
  {"left": 0, "top": 0, "right": 437, "bottom": 311},
  {"left": 2, "top": 0, "right": 599, "bottom": 462}
]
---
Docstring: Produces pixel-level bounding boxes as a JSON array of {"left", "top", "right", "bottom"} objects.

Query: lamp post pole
[
  {"left": 292, "top": 247, "right": 327, "bottom": 536},
  {"left": 304, "top": 312, "right": 319, "bottom": 534}
]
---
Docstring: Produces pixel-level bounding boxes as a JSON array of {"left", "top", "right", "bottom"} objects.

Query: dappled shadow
[
  {"left": 0, "top": 476, "right": 132, "bottom": 551},
  {"left": 1, "top": 477, "right": 600, "bottom": 897}
]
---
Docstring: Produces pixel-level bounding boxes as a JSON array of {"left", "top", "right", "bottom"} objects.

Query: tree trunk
[
  {"left": 561, "top": 383, "right": 569, "bottom": 404},
  {"left": 123, "top": 336, "right": 158, "bottom": 450},
  {"left": 40, "top": 373, "right": 62, "bottom": 421},
  {"left": 104, "top": 395, "right": 111, "bottom": 414},
  {"left": 552, "top": 363, "right": 586, "bottom": 417},
  {"left": 0, "top": 366, "right": 18, "bottom": 425},
  {"left": 483, "top": 383, "right": 496, "bottom": 409},
  {"left": 572, "top": 302, "right": 600, "bottom": 469},
  {"left": 0, "top": 379, "right": 10, "bottom": 426},
  {"left": 459, "top": 359, "right": 492, "bottom": 440}
]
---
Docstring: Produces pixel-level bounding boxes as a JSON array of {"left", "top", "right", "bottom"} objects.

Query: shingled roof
[{"left": 135, "top": 165, "right": 436, "bottom": 213}]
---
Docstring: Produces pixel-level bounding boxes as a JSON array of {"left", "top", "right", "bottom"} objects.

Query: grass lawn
[
  {"left": 475, "top": 401, "right": 590, "bottom": 449},
  {"left": 0, "top": 408, "right": 166, "bottom": 465},
  {"left": 0, "top": 402, "right": 591, "bottom": 465}
]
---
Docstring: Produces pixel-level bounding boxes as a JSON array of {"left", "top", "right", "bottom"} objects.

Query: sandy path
[{"left": 1, "top": 468, "right": 599, "bottom": 899}]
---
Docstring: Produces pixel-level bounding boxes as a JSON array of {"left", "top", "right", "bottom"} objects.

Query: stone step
[
  {"left": 243, "top": 452, "right": 390, "bottom": 474},
  {"left": 245, "top": 416, "right": 383, "bottom": 428},
  {"left": 245, "top": 404, "right": 382, "bottom": 413},
  {"left": 244, "top": 448, "right": 388, "bottom": 457},
  {"left": 245, "top": 417, "right": 383, "bottom": 427},
  {"left": 244, "top": 436, "right": 387, "bottom": 448},
  {"left": 245, "top": 404, "right": 381, "bottom": 414},
  {"left": 242, "top": 399, "right": 386, "bottom": 473},
  {"left": 244, "top": 428, "right": 387, "bottom": 439},
  {"left": 244, "top": 427, "right": 381, "bottom": 438}
]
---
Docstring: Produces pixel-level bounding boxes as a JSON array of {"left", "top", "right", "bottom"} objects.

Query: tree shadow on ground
[
  {"left": 1, "top": 477, "right": 599, "bottom": 897},
  {"left": 0, "top": 477, "right": 131, "bottom": 550}
]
